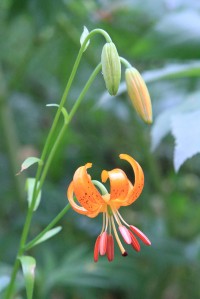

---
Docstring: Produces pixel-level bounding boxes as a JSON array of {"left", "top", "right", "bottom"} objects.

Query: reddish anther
[
  {"left": 119, "top": 225, "right": 132, "bottom": 244},
  {"left": 106, "top": 234, "right": 114, "bottom": 262},
  {"left": 129, "top": 231, "right": 140, "bottom": 252},
  {"left": 94, "top": 235, "right": 101, "bottom": 262},
  {"left": 130, "top": 225, "right": 151, "bottom": 246},
  {"left": 99, "top": 232, "right": 108, "bottom": 256}
]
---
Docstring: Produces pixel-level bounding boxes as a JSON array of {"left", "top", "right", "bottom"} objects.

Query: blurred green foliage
[{"left": 1, "top": 0, "right": 200, "bottom": 298}]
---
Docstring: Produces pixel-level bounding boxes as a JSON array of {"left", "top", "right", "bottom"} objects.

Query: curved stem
[
  {"left": 120, "top": 57, "right": 132, "bottom": 68},
  {"left": 88, "top": 28, "right": 112, "bottom": 43}
]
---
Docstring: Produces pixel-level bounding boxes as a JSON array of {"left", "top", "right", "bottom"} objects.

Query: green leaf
[
  {"left": 151, "top": 91, "right": 200, "bottom": 151},
  {"left": 26, "top": 178, "right": 41, "bottom": 211},
  {"left": 46, "top": 104, "right": 69, "bottom": 124},
  {"left": 143, "top": 61, "right": 200, "bottom": 82},
  {"left": 171, "top": 110, "right": 200, "bottom": 172},
  {"left": 31, "top": 226, "right": 62, "bottom": 248},
  {"left": 80, "top": 26, "right": 90, "bottom": 51},
  {"left": 19, "top": 256, "right": 36, "bottom": 299},
  {"left": 16, "top": 157, "right": 42, "bottom": 175}
]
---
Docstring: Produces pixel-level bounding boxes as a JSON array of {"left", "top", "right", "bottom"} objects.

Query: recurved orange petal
[
  {"left": 73, "top": 163, "right": 104, "bottom": 211},
  {"left": 86, "top": 205, "right": 105, "bottom": 218},
  {"left": 101, "top": 168, "right": 130, "bottom": 203},
  {"left": 119, "top": 154, "right": 144, "bottom": 206},
  {"left": 67, "top": 182, "right": 89, "bottom": 215},
  {"left": 67, "top": 181, "right": 103, "bottom": 218}
]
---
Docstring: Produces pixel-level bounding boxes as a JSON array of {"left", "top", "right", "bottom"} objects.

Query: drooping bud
[
  {"left": 125, "top": 67, "right": 152, "bottom": 124},
  {"left": 101, "top": 42, "right": 121, "bottom": 96}
]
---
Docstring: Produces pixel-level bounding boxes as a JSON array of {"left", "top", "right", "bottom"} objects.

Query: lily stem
[
  {"left": 25, "top": 204, "right": 71, "bottom": 251},
  {"left": 4, "top": 62, "right": 102, "bottom": 299}
]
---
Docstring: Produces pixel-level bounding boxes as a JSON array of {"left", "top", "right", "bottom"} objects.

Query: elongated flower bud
[
  {"left": 101, "top": 42, "right": 121, "bottom": 96},
  {"left": 125, "top": 67, "right": 152, "bottom": 124}
]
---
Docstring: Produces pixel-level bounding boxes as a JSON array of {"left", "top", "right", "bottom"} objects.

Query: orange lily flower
[{"left": 67, "top": 154, "right": 151, "bottom": 262}]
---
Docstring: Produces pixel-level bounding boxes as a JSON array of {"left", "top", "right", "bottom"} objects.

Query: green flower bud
[
  {"left": 101, "top": 42, "right": 121, "bottom": 96},
  {"left": 125, "top": 67, "right": 153, "bottom": 124}
]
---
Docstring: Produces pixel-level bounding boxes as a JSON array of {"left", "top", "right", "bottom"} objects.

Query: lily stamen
[
  {"left": 112, "top": 209, "right": 122, "bottom": 226},
  {"left": 100, "top": 212, "right": 106, "bottom": 234},
  {"left": 116, "top": 210, "right": 130, "bottom": 227},
  {"left": 111, "top": 216, "right": 127, "bottom": 256},
  {"left": 67, "top": 153, "right": 151, "bottom": 262}
]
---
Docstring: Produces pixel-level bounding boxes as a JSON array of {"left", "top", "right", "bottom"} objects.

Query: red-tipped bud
[
  {"left": 106, "top": 234, "right": 114, "bottom": 262},
  {"left": 125, "top": 67, "right": 152, "bottom": 124},
  {"left": 130, "top": 225, "right": 151, "bottom": 246}
]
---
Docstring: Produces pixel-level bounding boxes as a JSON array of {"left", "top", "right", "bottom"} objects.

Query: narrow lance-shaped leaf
[
  {"left": 16, "top": 157, "right": 42, "bottom": 175},
  {"left": 26, "top": 178, "right": 41, "bottom": 211},
  {"left": 29, "top": 226, "right": 62, "bottom": 249},
  {"left": 19, "top": 256, "right": 36, "bottom": 299}
]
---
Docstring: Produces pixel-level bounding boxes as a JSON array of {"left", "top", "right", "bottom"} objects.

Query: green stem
[
  {"left": 68, "top": 62, "right": 102, "bottom": 122},
  {"left": 5, "top": 62, "right": 102, "bottom": 299},
  {"left": 25, "top": 204, "right": 71, "bottom": 251},
  {"left": 5, "top": 27, "right": 111, "bottom": 298},
  {"left": 30, "top": 28, "right": 111, "bottom": 215},
  {"left": 120, "top": 57, "right": 132, "bottom": 68},
  {"left": 88, "top": 28, "right": 112, "bottom": 43},
  {"left": 35, "top": 62, "right": 102, "bottom": 198}
]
